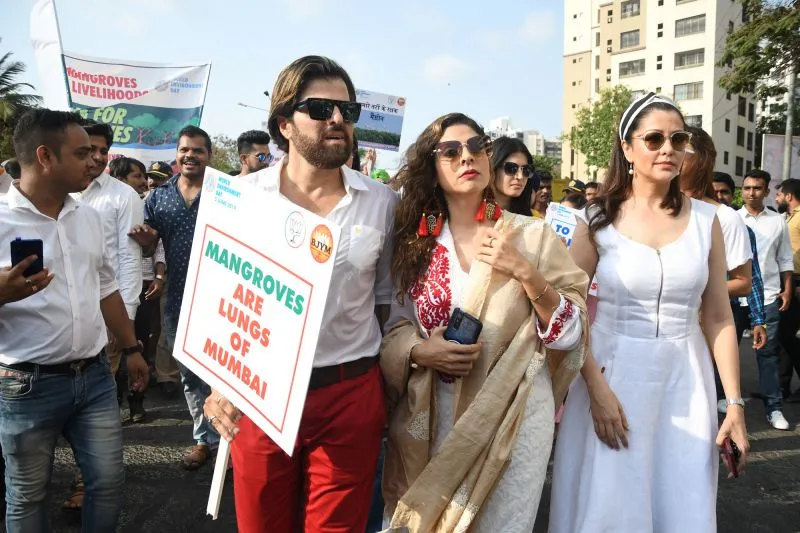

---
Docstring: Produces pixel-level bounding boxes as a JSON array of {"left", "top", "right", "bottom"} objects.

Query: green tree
[
  {"left": 127, "top": 113, "right": 160, "bottom": 145},
  {"left": 757, "top": 100, "right": 800, "bottom": 135},
  {"left": 210, "top": 134, "right": 238, "bottom": 173},
  {"left": 0, "top": 38, "right": 42, "bottom": 122},
  {"left": 567, "top": 85, "right": 633, "bottom": 176},
  {"left": 531, "top": 154, "right": 559, "bottom": 174}
]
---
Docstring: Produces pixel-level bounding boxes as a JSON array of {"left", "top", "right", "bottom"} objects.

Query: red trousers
[{"left": 231, "top": 365, "right": 385, "bottom": 533}]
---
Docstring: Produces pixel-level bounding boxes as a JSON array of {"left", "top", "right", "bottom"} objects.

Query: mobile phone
[
  {"left": 443, "top": 308, "right": 483, "bottom": 345},
  {"left": 10, "top": 238, "right": 44, "bottom": 277},
  {"left": 720, "top": 437, "right": 741, "bottom": 478}
]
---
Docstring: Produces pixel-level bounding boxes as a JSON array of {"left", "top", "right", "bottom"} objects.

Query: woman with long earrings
[
  {"left": 549, "top": 93, "right": 750, "bottom": 532},
  {"left": 489, "top": 136, "right": 538, "bottom": 216},
  {"left": 379, "top": 113, "right": 589, "bottom": 532}
]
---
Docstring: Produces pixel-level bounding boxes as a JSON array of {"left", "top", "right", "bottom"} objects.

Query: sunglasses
[
  {"left": 502, "top": 161, "right": 534, "bottom": 180},
  {"left": 633, "top": 130, "right": 692, "bottom": 152},
  {"left": 294, "top": 98, "right": 362, "bottom": 123},
  {"left": 433, "top": 135, "right": 491, "bottom": 160},
  {"left": 253, "top": 152, "right": 273, "bottom": 164}
]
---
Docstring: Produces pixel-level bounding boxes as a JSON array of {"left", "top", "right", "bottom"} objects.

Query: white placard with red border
[{"left": 173, "top": 167, "right": 340, "bottom": 454}]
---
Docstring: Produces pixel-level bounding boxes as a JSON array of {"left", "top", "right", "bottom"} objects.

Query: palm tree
[{"left": 0, "top": 38, "right": 42, "bottom": 121}]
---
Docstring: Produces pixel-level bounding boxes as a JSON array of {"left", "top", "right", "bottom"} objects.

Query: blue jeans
[
  {"left": 754, "top": 301, "right": 784, "bottom": 413},
  {"left": 164, "top": 313, "right": 219, "bottom": 448},
  {"left": 0, "top": 355, "right": 124, "bottom": 533}
]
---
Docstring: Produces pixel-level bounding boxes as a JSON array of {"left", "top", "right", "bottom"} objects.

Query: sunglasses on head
[
  {"left": 633, "top": 130, "right": 692, "bottom": 152},
  {"left": 294, "top": 98, "right": 362, "bottom": 123},
  {"left": 502, "top": 161, "right": 534, "bottom": 180},
  {"left": 254, "top": 152, "right": 273, "bottom": 164},
  {"left": 433, "top": 135, "right": 491, "bottom": 160}
]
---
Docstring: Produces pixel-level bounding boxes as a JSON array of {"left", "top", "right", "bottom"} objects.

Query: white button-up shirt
[
  {"left": 242, "top": 161, "right": 398, "bottom": 367},
  {"left": 73, "top": 173, "right": 143, "bottom": 319},
  {"left": 739, "top": 207, "right": 793, "bottom": 305},
  {"left": 0, "top": 185, "right": 118, "bottom": 364}
]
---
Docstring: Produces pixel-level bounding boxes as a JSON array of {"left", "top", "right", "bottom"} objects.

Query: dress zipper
[{"left": 655, "top": 249, "right": 664, "bottom": 337}]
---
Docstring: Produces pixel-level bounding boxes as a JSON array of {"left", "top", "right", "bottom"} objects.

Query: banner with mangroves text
[
  {"left": 65, "top": 53, "right": 211, "bottom": 167},
  {"left": 355, "top": 88, "right": 406, "bottom": 151},
  {"left": 173, "top": 168, "right": 340, "bottom": 454}
]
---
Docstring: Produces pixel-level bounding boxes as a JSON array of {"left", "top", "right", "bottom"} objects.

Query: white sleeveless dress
[{"left": 549, "top": 199, "right": 719, "bottom": 533}]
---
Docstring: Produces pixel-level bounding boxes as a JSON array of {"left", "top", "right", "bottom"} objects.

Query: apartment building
[
  {"left": 562, "top": 0, "right": 757, "bottom": 184},
  {"left": 487, "top": 116, "right": 551, "bottom": 157}
]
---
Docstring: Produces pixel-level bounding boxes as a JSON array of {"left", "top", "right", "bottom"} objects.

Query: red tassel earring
[
  {"left": 417, "top": 212, "right": 429, "bottom": 237},
  {"left": 417, "top": 197, "right": 444, "bottom": 238},
  {"left": 475, "top": 189, "right": 502, "bottom": 223}
]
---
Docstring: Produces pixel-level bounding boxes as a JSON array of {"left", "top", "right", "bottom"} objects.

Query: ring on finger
[
  {"left": 215, "top": 395, "right": 224, "bottom": 404},
  {"left": 208, "top": 415, "right": 217, "bottom": 424},
  {"left": 31, "top": 284, "right": 39, "bottom": 292},
  {"left": 489, "top": 237, "right": 496, "bottom": 248},
  {"left": 25, "top": 278, "right": 32, "bottom": 286}
]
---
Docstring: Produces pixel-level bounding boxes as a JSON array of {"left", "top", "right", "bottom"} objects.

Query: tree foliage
[
  {"left": 567, "top": 85, "right": 633, "bottom": 174},
  {"left": 210, "top": 134, "right": 239, "bottom": 173},
  {"left": 0, "top": 38, "right": 42, "bottom": 121},
  {"left": 757, "top": 99, "right": 800, "bottom": 135},
  {"left": 531, "top": 154, "right": 559, "bottom": 174},
  {"left": 718, "top": 0, "right": 800, "bottom": 100}
]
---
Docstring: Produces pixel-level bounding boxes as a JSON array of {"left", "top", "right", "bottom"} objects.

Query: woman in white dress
[
  {"left": 549, "top": 93, "right": 750, "bottom": 533},
  {"left": 379, "top": 113, "right": 589, "bottom": 532}
]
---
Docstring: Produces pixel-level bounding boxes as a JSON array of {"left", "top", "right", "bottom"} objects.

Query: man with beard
[
  {"left": 774, "top": 178, "right": 800, "bottom": 401},
  {"left": 129, "top": 126, "right": 220, "bottom": 469},
  {"left": 531, "top": 169, "right": 552, "bottom": 218},
  {"left": 236, "top": 130, "right": 272, "bottom": 176},
  {"left": 202, "top": 56, "right": 397, "bottom": 532}
]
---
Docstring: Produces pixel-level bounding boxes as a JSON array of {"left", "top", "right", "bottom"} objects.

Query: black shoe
[
  {"left": 128, "top": 392, "right": 146, "bottom": 423},
  {"left": 160, "top": 381, "right": 179, "bottom": 397}
]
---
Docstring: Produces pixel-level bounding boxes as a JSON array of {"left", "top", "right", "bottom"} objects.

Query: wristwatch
[
  {"left": 155, "top": 274, "right": 165, "bottom": 281},
  {"left": 726, "top": 398, "right": 745, "bottom": 409},
  {"left": 119, "top": 341, "right": 144, "bottom": 356}
]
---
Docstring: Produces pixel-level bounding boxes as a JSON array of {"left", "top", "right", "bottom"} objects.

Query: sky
[{"left": 2, "top": 0, "right": 565, "bottom": 169}]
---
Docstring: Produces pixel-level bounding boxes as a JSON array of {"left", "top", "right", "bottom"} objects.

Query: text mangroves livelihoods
[{"left": 173, "top": 167, "right": 340, "bottom": 454}]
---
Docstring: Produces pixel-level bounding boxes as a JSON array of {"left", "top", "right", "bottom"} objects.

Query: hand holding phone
[
  {"left": 0, "top": 241, "right": 54, "bottom": 306},
  {"left": 410, "top": 321, "right": 482, "bottom": 377},
  {"left": 444, "top": 308, "right": 483, "bottom": 345},
  {"left": 720, "top": 437, "right": 741, "bottom": 479}
]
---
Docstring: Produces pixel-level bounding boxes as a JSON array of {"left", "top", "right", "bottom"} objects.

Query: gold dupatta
[{"left": 380, "top": 213, "right": 590, "bottom": 532}]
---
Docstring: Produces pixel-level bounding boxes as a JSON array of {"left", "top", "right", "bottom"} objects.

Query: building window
[
  {"left": 737, "top": 126, "right": 745, "bottom": 146},
  {"left": 595, "top": 55, "right": 600, "bottom": 69},
  {"left": 658, "top": 0, "right": 663, "bottom": 4},
  {"left": 746, "top": 160, "right": 753, "bottom": 173},
  {"left": 620, "top": 30, "right": 640, "bottom": 49},
  {"left": 595, "top": 78, "right": 600, "bottom": 92},
  {"left": 571, "top": 149, "right": 575, "bottom": 165},
  {"left": 658, "top": 23, "right": 663, "bottom": 29},
  {"left": 747, "top": 131, "right": 753, "bottom": 151},
  {"left": 724, "top": 151, "right": 729, "bottom": 165},
  {"left": 676, "top": 0, "right": 696, "bottom": 4},
  {"left": 735, "top": 156, "right": 744, "bottom": 177},
  {"left": 748, "top": 103, "right": 755, "bottom": 122},
  {"left": 596, "top": 32, "right": 600, "bottom": 46},
  {"left": 685, "top": 115, "right": 703, "bottom": 128},
  {"left": 726, "top": 92, "right": 731, "bottom": 100},
  {"left": 619, "top": 59, "right": 646, "bottom": 78},
  {"left": 674, "top": 81, "right": 703, "bottom": 101},
  {"left": 675, "top": 48, "right": 705, "bottom": 69},
  {"left": 621, "top": 0, "right": 640, "bottom": 18},
  {"left": 676, "top": 14, "right": 706, "bottom": 37},
  {"left": 573, "top": 58, "right": 577, "bottom": 64},
  {"left": 738, "top": 96, "right": 746, "bottom": 116},
  {"left": 658, "top": 30, "right": 663, "bottom": 38},
  {"left": 728, "top": 21, "right": 735, "bottom": 34},
  {"left": 572, "top": 81, "right": 577, "bottom": 86},
  {"left": 725, "top": 118, "right": 731, "bottom": 132}
]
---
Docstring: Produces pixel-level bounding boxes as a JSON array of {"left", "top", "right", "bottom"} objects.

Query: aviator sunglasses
[
  {"left": 633, "top": 130, "right": 692, "bottom": 152},
  {"left": 253, "top": 152, "right": 273, "bottom": 164},
  {"left": 433, "top": 135, "right": 491, "bottom": 160},
  {"left": 294, "top": 98, "right": 362, "bottom": 123},
  {"left": 503, "top": 161, "right": 535, "bottom": 180}
]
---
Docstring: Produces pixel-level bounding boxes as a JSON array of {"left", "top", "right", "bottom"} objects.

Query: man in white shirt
[
  {"left": 75, "top": 122, "right": 144, "bottom": 392},
  {"left": 739, "top": 169, "right": 793, "bottom": 430},
  {"left": 203, "top": 56, "right": 397, "bottom": 532},
  {"left": 0, "top": 109, "right": 148, "bottom": 532}
]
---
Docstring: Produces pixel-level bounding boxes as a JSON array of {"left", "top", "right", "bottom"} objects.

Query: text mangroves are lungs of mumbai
[{"left": 173, "top": 167, "right": 341, "bottom": 454}]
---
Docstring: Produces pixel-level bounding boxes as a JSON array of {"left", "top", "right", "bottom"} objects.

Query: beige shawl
[{"left": 380, "top": 213, "right": 589, "bottom": 533}]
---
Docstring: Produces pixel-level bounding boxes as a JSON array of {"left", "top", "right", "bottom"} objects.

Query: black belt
[
  {"left": 308, "top": 356, "right": 377, "bottom": 390},
  {"left": 0, "top": 351, "right": 103, "bottom": 375}
]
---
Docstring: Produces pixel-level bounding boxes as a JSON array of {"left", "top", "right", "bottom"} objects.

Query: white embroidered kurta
[{"left": 386, "top": 222, "right": 581, "bottom": 531}]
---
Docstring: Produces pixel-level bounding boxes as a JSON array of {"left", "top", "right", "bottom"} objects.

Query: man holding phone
[{"left": 0, "top": 109, "right": 148, "bottom": 532}]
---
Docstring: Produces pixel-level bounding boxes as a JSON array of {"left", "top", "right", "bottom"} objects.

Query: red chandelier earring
[
  {"left": 417, "top": 197, "right": 444, "bottom": 237},
  {"left": 475, "top": 187, "right": 502, "bottom": 223}
]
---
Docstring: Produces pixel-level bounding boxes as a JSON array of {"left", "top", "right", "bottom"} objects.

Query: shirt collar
[
  {"left": 6, "top": 183, "right": 81, "bottom": 219},
  {"left": 85, "top": 172, "right": 110, "bottom": 192},
  {"left": 741, "top": 206, "right": 777, "bottom": 219},
  {"left": 248, "top": 158, "right": 369, "bottom": 195}
]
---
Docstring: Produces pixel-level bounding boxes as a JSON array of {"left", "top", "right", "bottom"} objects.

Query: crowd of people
[{"left": 0, "top": 54, "right": 797, "bottom": 532}]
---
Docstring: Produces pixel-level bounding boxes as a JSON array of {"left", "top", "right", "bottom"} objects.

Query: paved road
[{"left": 22, "top": 343, "right": 800, "bottom": 532}]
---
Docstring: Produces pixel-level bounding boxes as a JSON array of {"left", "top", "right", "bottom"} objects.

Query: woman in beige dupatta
[{"left": 380, "top": 113, "right": 590, "bottom": 533}]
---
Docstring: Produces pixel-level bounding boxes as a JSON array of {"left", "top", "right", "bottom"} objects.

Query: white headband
[{"left": 618, "top": 92, "right": 681, "bottom": 141}]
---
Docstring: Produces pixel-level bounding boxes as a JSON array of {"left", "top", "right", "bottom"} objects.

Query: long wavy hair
[
  {"left": 490, "top": 136, "right": 536, "bottom": 216},
  {"left": 680, "top": 125, "right": 716, "bottom": 200},
  {"left": 392, "top": 113, "right": 489, "bottom": 301},
  {"left": 588, "top": 102, "right": 686, "bottom": 236}
]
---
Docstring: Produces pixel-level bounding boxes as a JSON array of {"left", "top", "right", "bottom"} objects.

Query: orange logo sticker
[{"left": 310, "top": 225, "right": 334, "bottom": 263}]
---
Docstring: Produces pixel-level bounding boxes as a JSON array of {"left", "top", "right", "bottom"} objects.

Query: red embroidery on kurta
[{"left": 541, "top": 299, "right": 575, "bottom": 345}]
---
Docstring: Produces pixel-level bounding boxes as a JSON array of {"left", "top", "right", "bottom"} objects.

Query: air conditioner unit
[
  {"left": 607, "top": 17, "right": 613, "bottom": 23},
  {"left": 606, "top": 45, "right": 612, "bottom": 52},
  {"left": 606, "top": 75, "right": 612, "bottom": 82}
]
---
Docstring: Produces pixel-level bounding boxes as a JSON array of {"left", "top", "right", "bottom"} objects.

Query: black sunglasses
[
  {"left": 254, "top": 152, "right": 273, "bottom": 164},
  {"left": 633, "top": 130, "right": 692, "bottom": 152},
  {"left": 294, "top": 98, "right": 362, "bottom": 123},
  {"left": 433, "top": 135, "right": 491, "bottom": 159},
  {"left": 502, "top": 161, "right": 534, "bottom": 180}
]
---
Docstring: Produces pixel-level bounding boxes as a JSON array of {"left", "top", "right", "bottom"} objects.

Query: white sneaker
[
  {"left": 767, "top": 410, "right": 790, "bottom": 430},
  {"left": 743, "top": 329, "right": 752, "bottom": 338},
  {"left": 717, "top": 400, "right": 728, "bottom": 414}
]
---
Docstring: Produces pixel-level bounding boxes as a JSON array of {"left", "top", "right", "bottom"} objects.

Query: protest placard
[
  {"left": 173, "top": 167, "right": 340, "bottom": 455},
  {"left": 545, "top": 202, "right": 578, "bottom": 248},
  {"left": 355, "top": 89, "right": 406, "bottom": 151}
]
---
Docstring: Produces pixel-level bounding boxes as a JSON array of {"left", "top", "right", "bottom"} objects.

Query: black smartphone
[
  {"left": 10, "top": 238, "right": 44, "bottom": 277},
  {"left": 720, "top": 437, "right": 741, "bottom": 479},
  {"left": 443, "top": 308, "right": 483, "bottom": 345}
]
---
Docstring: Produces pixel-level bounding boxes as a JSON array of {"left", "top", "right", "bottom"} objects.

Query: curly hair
[
  {"left": 680, "top": 126, "right": 716, "bottom": 200},
  {"left": 391, "top": 112, "right": 488, "bottom": 302}
]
